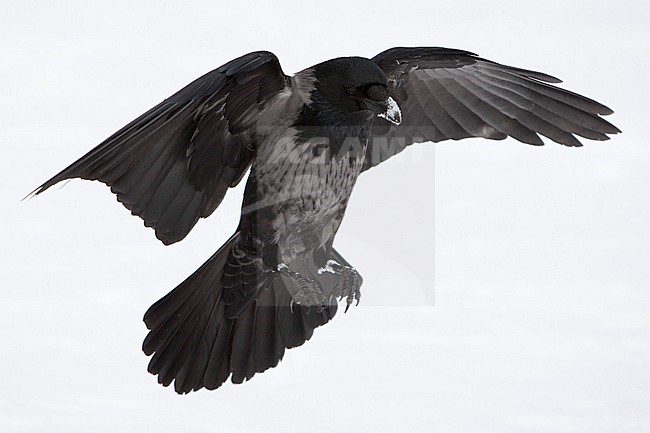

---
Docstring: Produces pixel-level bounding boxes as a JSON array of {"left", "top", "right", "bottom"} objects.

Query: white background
[{"left": 2, "top": 0, "right": 649, "bottom": 431}]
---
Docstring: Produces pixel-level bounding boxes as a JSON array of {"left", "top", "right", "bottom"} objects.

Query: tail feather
[
  {"left": 203, "top": 318, "right": 235, "bottom": 390},
  {"left": 229, "top": 302, "right": 257, "bottom": 384},
  {"left": 143, "top": 232, "right": 343, "bottom": 393},
  {"left": 251, "top": 288, "right": 285, "bottom": 378},
  {"left": 173, "top": 299, "right": 222, "bottom": 392}
]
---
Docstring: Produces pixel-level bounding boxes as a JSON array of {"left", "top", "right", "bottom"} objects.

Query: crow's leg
[
  {"left": 277, "top": 263, "right": 327, "bottom": 310},
  {"left": 319, "top": 260, "right": 362, "bottom": 312}
]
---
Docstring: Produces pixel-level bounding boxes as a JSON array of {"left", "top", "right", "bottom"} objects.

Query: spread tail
[{"left": 142, "top": 232, "right": 342, "bottom": 393}]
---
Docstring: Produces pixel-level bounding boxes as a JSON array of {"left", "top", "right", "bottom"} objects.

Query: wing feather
[
  {"left": 33, "top": 51, "right": 288, "bottom": 245},
  {"left": 365, "top": 47, "right": 620, "bottom": 170},
  {"left": 442, "top": 71, "right": 541, "bottom": 144}
]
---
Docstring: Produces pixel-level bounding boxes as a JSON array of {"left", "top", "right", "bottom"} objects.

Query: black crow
[{"left": 32, "top": 47, "right": 620, "bottom": 393}]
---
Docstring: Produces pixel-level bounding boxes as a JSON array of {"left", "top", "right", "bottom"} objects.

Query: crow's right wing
[{"left": 33, "top": 51, "right": 288, "bottom": 245}]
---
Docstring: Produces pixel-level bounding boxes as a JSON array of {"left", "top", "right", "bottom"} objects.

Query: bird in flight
[{"left": 32, "top": 47, "right": 619, "bottom": 393}]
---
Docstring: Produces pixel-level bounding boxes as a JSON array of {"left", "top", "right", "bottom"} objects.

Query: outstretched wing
[
  {"left": 364, "top": 47, "right": 620, "bottom": 170},
  {"left": 33, "top": 51, "right": 288, "bottom": 245}
]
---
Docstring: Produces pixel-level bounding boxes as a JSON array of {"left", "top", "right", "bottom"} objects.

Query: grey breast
[{"left": 256, "top": 132, "right": 366, "bottom": 261}]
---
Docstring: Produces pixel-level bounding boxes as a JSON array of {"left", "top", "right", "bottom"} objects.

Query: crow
[{"left": 32, "top": 47, "right": 620, "bottom": 393}]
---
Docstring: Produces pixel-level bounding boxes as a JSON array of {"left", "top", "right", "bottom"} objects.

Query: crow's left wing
[{"left": 364, "top": 47, "right": 620, "bottom": 170}]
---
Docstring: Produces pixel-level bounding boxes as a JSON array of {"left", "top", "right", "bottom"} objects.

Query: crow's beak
[{"left": 377, "top": 96, "right": 402, "bottom": 126}]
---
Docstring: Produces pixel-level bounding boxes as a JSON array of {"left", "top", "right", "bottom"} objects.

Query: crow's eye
[{"left": 345, "top": 85, "right": 357, "bottom": 95}]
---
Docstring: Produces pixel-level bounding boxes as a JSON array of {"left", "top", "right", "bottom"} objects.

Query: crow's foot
[
  {"left": 321, "top": 260, "right": 362, "bottom": 312},
  {"left": 277, "top": 263, "right": 327, "bottom": 311}
]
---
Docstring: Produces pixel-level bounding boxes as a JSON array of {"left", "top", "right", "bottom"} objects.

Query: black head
[{"left": 310, "top": 57, "right": 400, "bottom": 124}]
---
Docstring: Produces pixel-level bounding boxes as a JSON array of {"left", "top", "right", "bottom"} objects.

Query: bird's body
[
  {"left": 247, "top": 135, "right": 364, "bottom": 263},
  {"left": 33, "top": 47, "right": 619, "bottom": 393},
  {"left": 239, "top": 68, "right": 369, "bottom": 267}
]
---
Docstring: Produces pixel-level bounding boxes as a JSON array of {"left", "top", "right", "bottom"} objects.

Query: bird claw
[
  {"left": 293, "top": 283, "right": 327, "bottom": 310},
  {"left": 328, "top": 261, "right": 362, "bottom": 312},
  {"left": 343, "top": 288, "right": 361, "bottom": 313},
  {"left": 277, "top": 261, "right": 360, "bottom": 313},
  {"left": 278, "top": 263, "right": 327, "bottom": 312}
]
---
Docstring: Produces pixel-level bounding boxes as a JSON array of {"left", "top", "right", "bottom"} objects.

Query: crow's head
[{"left": 311, "top": 57, "right": 401, "bottom": 125}]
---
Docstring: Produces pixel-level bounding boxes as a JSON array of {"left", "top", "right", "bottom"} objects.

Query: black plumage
[{"left": 33, "top": 47, "right": 619, "bottom": 393}]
